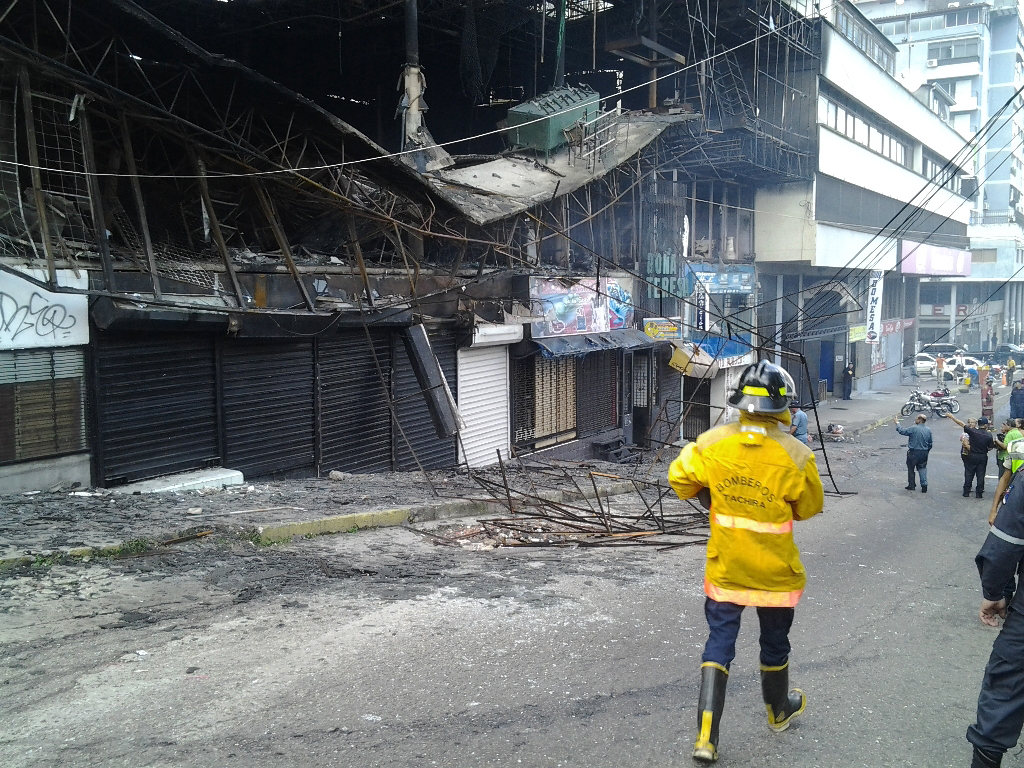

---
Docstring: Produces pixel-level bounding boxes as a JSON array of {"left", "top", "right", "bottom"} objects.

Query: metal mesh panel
[{"left": 511, "top": 355, "right": 576, "bottom": 447}]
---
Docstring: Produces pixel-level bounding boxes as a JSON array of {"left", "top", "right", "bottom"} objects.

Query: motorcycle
[
  {"left": 925, "top": 386, "right": 960, "bottom": 413},
  {"left": 901, "top": 388, "right": 952, "bottom": 417}
]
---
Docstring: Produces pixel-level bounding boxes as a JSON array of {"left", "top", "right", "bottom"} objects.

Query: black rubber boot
[
  {"left": 971, "top": 746, "right": 1002, "bottom": 767},
  {"left": 693, "top": 662, "right": 728, "bottom": 762},
  {"left": 760, "top": 661, "right": 806, "bottom": 732}
]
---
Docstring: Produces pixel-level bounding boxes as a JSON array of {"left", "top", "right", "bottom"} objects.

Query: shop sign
[
  {"left": 848, "top": 325, "right": 867, "bottom": 342},
  {"left": 689, "top": 264, "right": 755, "bottom": 294},
  {"left": 0, "top": 268, "right": 88, "bottom": 350},
  {"left": 644, "top": 317, "right": 683, "bottom": 339},
  {"left": 881, "top": 318, "right": 915, "bottom": 334},
  {"left": 529, "top": 277, "right": 634, "bottom": 338},
  {"left": 900, "top": 242, "right": 971, "bottom": 276},
  {"left": 865, "top": 271, "right": 884, "bottom": 344}
]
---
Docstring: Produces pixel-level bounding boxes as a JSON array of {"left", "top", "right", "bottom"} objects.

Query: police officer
[
  {"left": 668, "top": 360, "right": 825, "bottom": 762},
  {"left": 966, "top": 466, "right": 1024, "bottom": 767}
]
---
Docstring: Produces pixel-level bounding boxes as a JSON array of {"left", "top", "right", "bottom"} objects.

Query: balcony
[{"left": 970, "top": 210, "right": 1024, "bottom": 227}]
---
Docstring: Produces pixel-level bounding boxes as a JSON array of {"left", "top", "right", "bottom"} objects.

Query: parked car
[
  {"left": 920, "top": 342, "right": 959, "bottom": 358},
  {"left": 985, "top": 344, "right": 1024, "bottom": 365},
  {"left": 914, "top": 353, "right": 936, "bottom": 375}
]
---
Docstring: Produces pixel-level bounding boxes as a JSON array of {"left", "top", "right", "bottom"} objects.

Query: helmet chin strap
[{"left": 740, "top": 409, "right": 791, "bottom": 427}]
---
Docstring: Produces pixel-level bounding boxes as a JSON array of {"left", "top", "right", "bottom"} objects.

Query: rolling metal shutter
[
  {"left": 318, "top": 331, "right": 393, "bottom": 474},
  {"left": 681, "top": 375, "right": 711, "bottom": 440},
  {"left": 93, "top": 334, "right": 218, "bottom": 485},
  {"left": 576, "top": 351, "right": 619, "bottom": 438},
  {"left": 457, "top": 345, "right": 509, "bottom": 468},
  {"left": 0, "top": 348, "right": 86, "bottom": 464},
  {"left": 221, "top": 340, "right": 315, "bottom": 478},
  {"left": 393, "top": 329, "right": 457, "bottom": 471}
]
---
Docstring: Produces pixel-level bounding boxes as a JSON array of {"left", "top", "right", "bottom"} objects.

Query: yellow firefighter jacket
[{"left": 668, "top": 412, "right": 825, "bottom": 608}]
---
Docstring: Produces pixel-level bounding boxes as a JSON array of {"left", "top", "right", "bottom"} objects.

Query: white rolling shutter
[{"left": 457, "top": 345, "right": 510, "bottom": 468}]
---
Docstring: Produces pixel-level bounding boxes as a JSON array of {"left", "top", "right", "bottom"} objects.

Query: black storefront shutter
[
  {"left": 94, "top": 333, "right": 218, "bottom": 485},
  {"left": 318, "top": 331, "right": 393, "bottom": 473},
  {"left": 576, "top": 350, "right": 619, "bottom": 438},
  {"left": 392, "top": 329, "right": 457, "bottom": 470},
  {"left": 221, "top": 340, "right": 315, "bottom": 478}
]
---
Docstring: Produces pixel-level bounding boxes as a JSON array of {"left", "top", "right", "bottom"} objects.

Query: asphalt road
[{"left": 0, "top": 414, "right": 1015, "bottom": 768}]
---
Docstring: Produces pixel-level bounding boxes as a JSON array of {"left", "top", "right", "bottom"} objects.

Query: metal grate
[{"left": 512, "top": 355, "right": 576, "bottom": 447}]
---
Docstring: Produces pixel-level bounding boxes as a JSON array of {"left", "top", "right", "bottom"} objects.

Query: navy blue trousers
[
  {"left": 701, "top": 598, "right": 795, "bottom": 668},
  {"left": 968, "top": 604, "right": 1024, "bottom": 755}
]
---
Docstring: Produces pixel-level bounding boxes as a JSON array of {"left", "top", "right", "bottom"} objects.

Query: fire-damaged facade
[{"left": 0, "top": 0, "right": 975, "bottom": 492}]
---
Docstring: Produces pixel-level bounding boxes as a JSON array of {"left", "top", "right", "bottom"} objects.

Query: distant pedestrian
[
  {"left": 894, "top": 414, "right": 932, "bottom": 492},
  {"left": 966, "top": 463, "right": 1024, "bottom": 768},
  {"left": 1008, "top": 356, "right": 1017, "bottom": 387},
  {"left": 948, "top": 414, "right": 995, "bottom": 498},
  {"left": 842, "top": 363, "right": 855, "bottom": 400},
  {"left": 991, "top": 332, "right": 999, "bottom": 351},
  {"left": 789, "top": 403, "right": 809, "bottom": 445},
  {"left": 1011, "top": 382, "right": 1024, "bottom": 420}
]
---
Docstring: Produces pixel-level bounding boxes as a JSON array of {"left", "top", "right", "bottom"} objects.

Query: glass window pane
[
  {"left": 869, "top": 127, "right": 883, "bottom": 152},
  {"left": 854, "top": 117, "right": 868, "bottom": 144}
]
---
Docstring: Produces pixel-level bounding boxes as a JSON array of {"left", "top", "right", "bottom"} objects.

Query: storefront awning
[{"left": 514, "top": 329, "right": 665, "bottom": 358}]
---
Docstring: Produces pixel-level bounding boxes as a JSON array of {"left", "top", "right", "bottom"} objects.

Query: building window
[
  {"left": 946, "top": 9, "right": 982, "bottom": 27},
  {"left": 928, "top": 39, "right": 981, "bottom": 64},
  {"left": 919, "top": 282, "right": 951, "bottom": 305},
  {"left": 923, "top": 150, "right": 962, "bottom": 195},
  {"left": 818, "top": 89, "right": 909, "bottom": 167},
  {"left": 971, "top": 248, "right": 998, "bottom": 263},
  {"left": 836, "top": 8, "right": 896, "bottom": 75}
]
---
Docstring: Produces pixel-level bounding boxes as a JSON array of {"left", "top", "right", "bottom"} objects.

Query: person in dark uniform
[
  {"left": 966, "top": 468, "right": 1024, "bottom": 767},
  {"left": 1010, "top": 382, "right": 1024, "bottom": 420},
  {"left": 842, "top": 362, "right": 855, "bottom": 400},
  {"left": 948, "top": 414, "right": 995, "bottom": 498}
]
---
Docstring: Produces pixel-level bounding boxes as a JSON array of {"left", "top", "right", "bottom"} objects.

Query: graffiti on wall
[{"left": 0, "top": 269, "right": 88, "bottom": 350}]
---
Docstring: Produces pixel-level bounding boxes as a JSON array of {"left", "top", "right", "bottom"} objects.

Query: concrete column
[
  {"left": 775, "top": 274, "right": 783, "bottom": 365},
  {"left": 950, "top": 281, "right": 958, "bottom": 344},
  {"left": 1014, "top": 283, "right": 1020, "bottom": 344},
  {"left": 1009, "top": 284, "right": 1015, "bottom": 345}
]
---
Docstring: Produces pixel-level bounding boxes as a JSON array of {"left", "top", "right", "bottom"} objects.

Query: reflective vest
[{"left": 668, "top": 414, "right": 825, "bottom": 607}]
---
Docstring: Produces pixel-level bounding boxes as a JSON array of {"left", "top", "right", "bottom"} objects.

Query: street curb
[
  {"left": 853, "top": 414, "right": 901, "bottom": 437},
  {"left": 255, "top": 480, "right": 637, "bottom": 544},
  {"left": 0, "top": 480, "right": 641, "bottom": 565}
]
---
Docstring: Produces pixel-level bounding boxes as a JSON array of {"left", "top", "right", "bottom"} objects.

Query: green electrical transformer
[{"left": 505, "top": 85, "right": 600, "bottom": 153}]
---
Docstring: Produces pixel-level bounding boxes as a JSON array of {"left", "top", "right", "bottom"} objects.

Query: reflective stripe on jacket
[{"left": 668, "top": 414, "right": 825, "bottom": 607}]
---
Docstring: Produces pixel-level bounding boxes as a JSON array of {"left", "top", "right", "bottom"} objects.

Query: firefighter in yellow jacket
[{"left": 668, "top": 360, "right": 825, "bottom": 762}]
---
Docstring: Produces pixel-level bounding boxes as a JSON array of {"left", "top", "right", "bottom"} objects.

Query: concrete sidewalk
[{"left": 2, "top": 379, "right": 1014, "bottom": 568}]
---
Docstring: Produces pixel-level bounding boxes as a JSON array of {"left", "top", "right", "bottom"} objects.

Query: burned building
[{"left": 0, "top": 0, "right": 973, "bottom": 492}]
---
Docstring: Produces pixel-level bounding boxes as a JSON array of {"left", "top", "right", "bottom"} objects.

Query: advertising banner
[
  {"left": 529, "top": 277, "right": 634, "bottom": 339},
  {"left": 849, "top": 325, "right": 867, "bottom": 342},
  {"left": 689, "top": 264, "right": 755, "bottom": 294},
  {"left": 900, "top": 242, "right": 971, "bottom": 277},
  {"left": 0, "top": 268, "right": 89, "bottom": 350},
  {"left": 865, "top": 271, "right": 884, "bottom": 344}
]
